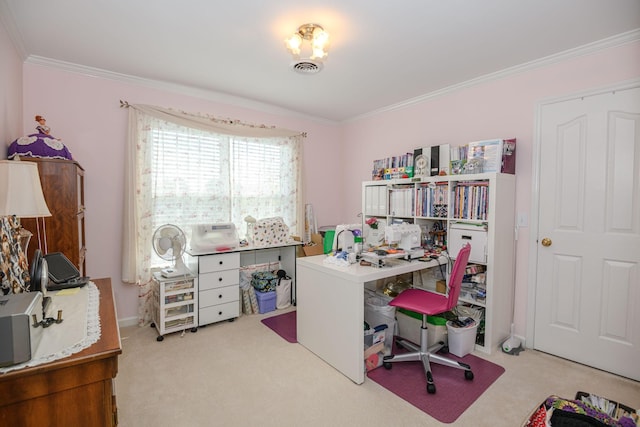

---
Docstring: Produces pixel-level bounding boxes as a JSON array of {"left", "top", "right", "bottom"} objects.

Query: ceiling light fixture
[{"left": 284, "top": 23, "right": 330, "bottom": 75}]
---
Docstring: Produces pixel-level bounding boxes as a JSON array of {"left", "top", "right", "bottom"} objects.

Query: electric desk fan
[{"left": 152, "top": 224, "right": 188, "bottom": 278}]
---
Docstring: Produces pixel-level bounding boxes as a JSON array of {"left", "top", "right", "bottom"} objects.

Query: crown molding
[
  {"left": 24, "top": 55, "right": 337, "bottom": 125},
  {"left": 19, "top": 28, "right": 640, "bottom": 125},
  {"left": 347, "top": 29, "right": 640, "bottom": 123}
]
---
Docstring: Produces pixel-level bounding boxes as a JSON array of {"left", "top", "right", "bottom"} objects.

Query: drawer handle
[
  {"left": 219, "top": 261, "right": 223, "bottom": 265},
  {"left": 218, "top": 294, "right": 223, "bottom": 299},
  {"left": 218, "top": 277, "right": 223, "bottom": 282},
  {"left": 218, "top": 311, "right": 223, "bottom": 315}
]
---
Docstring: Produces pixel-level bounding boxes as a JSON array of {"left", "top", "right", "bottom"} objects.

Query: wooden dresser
[
  {"left": 0, "top": 278, "right": 122, "bottom": 426},
  {"left": 20, "top": 157, "right": 86, "bottom": 275}
]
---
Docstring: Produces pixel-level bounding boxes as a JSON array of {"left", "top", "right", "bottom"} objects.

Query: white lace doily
[{"left": 0, "top": 282, "right": 101, "bottom": 374}]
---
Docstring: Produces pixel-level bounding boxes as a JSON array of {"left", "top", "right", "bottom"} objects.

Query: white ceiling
[{"left": 2, "top": 0, "right": 639, "bottom": 122}]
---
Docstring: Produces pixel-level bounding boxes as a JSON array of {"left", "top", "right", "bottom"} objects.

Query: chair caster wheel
[
  {"left": 190, "top": 327, "right": 197, "bottom": 333},
  {"left": 383, "top": 362, "right": 392, "bottom": 370},
  {"left": 440, "top": 346, "right": 449, "bottom": 354},
  {"left": 465, "top": 370, "right": 474, "bottom": 380},
  {"left": 427, "top": 383, "right": 436, "bottom": 394},
  {"left": 150, "top": 322, "right": 156, "bottom": 328},
  {"left": 156, "top": 335, "right": 164, "bottom": 342}
]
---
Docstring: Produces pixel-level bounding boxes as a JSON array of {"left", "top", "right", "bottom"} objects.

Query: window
[
  {"left": 149, "top": 124, "right": 301, "bottom": 243},
  {"left": 122, "top": 104, "right": 303, "bottom": 323}
]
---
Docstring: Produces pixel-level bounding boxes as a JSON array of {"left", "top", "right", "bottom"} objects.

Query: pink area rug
[
  {"left": 367, "top": 349, "right": 505, "bottom": 424},
  {"left": 261, "top": 310, "right": 297, "bottom": 343}
]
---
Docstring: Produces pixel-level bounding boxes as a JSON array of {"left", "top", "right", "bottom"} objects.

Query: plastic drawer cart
[{"left": 151, "top": 271, "right": 198, "bottom": 341}]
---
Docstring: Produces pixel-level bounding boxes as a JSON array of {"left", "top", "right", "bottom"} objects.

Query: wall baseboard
[{"left": 118, "top": 316, "right": 139, "bottom": 329}]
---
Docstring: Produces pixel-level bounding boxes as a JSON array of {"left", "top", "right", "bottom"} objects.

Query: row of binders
[
  {"left": 388, "top": 187, "right": 414, "bottom": 217},
  {"left": 366, "top": 182, "right": 489, "bottom": 221}
]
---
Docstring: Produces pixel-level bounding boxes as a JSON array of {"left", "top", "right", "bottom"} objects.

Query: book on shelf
[
  {"left": 453, "top": 181, "right": 489, "bottom": 220},
  {"left": 372, "top": 152, "right": 414, "bottom": 180},
  {"left": 415, "top": 182, "right": 448, "bottom": 218}
]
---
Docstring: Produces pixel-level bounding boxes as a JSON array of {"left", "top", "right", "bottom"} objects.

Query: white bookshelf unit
[
  {"left": 362, "top": 172, "right": 516, "bottom": 354},
  {"left": 151, "top": 272, "right": 198, "bottom": 341}
]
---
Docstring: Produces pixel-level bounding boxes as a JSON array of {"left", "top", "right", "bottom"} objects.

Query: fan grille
[{"left": 153, "top": 224, "right": 186, "bottom": 260}]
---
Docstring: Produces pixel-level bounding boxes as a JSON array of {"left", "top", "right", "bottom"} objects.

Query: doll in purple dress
[{"left": 7, "top": 115, "right": 73, "bottom": 160}]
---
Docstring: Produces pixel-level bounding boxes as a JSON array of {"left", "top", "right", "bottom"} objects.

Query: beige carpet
[{"left": 116, "top": 309, "right": 639, "bottom": 427}]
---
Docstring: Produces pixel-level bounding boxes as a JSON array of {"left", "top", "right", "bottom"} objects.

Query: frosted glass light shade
[{"left": 0, "top": 160, "right": 52, "bottom": 218}]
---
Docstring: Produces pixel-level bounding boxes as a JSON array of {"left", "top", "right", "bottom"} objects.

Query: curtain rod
[{"left": 119, "top": 100, "right": 307, "bottom": 138}]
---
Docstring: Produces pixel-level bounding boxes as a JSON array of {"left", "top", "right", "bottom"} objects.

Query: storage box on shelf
[
  {"left": 361, "top": 172, "right": 515, "bottom": 354},
  {"left": 151, "top": 272, "right": 198, "bottom": 341}
]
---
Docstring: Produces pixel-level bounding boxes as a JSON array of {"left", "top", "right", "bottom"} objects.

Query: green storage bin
[{"left": 398, "top": 307, "right": 447, "bottom": 326}]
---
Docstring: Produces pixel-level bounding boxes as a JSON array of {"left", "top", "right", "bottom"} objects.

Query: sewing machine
[
  {"left": 332, "top": 223, "right": 361, "bottom": 253},
  {"left": 384, "top": 223, "right": 425, "bottom": 259},
  {"left": 190, "top": 223, "right": 239, "bottom": 253}
]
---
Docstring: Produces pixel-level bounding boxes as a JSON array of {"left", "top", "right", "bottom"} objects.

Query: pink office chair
[{"left": 382, "top": 243, "right": 473, "bottom": 394}]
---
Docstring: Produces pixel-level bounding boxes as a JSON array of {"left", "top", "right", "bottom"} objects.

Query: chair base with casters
[
  {"left": 382, "top": 311, "right": 473, "bottom": 394},
  {"left": 382, "top": 243, "right": 474, "bottom": 394}
]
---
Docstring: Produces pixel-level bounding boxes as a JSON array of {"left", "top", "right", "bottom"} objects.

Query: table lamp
[{"left": 0, "top": 159, "right": 52, "bottom": 293}]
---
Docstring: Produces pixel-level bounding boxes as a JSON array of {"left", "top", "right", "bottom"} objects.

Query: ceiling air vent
[{"left": 290, "top": 60, "right": 323, "bottom": 75}]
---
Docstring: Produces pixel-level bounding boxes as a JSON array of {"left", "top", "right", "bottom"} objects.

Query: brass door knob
[{"left": 541, "top": 237, "right": 552, "bottom": 247}]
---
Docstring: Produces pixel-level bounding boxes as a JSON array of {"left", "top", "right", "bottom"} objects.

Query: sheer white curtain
[{"left": 122, "top": 104, "right": 304, "bottom": 325}]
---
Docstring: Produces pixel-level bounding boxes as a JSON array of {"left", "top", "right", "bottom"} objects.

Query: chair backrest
[{"left": 445, "top": 243, "right": 471, "bottom": 311}]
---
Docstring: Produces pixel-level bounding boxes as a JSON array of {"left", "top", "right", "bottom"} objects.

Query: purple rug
[
  {"left": 367, "top": 349, "right": 505, "bottom": 424},
  {"left": 261, "top": 311, "right": 504, "bottom": 423},
  {"left": 261, "top": 310, "right": 297, "bottom": 343}
]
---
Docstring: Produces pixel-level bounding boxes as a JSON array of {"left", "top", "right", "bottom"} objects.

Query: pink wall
[
  {"left": 0, "top": 19, "right": 23, "bottom": 148},
  {"left": 341, "top": 41, "right": 640, "bottom": 338},
  {"left": 21, "top": 65, "right": 343, "bottom": 323}
]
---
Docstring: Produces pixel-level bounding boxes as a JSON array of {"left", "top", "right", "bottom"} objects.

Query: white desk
[{"left": 296, "top": 254, "right": 442, "bottom": 384}]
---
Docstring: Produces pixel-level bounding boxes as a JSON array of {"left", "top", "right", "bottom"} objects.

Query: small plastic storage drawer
[
  {"left": 165, "top": 304, "right": 194, "bottom": 317},
  {"left": 164, "top": 292, "right": 194, "bottom": 304},
  {"left": 163, "top": 279, "right": 194, "bottom": 292}
]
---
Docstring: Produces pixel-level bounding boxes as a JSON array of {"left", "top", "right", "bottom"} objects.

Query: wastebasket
[
  {"left": 364, "top": 293, "right": 396, "bottom": 349},
  {"left": 446, "top": 320, "right": 478, "bottom": 357}
]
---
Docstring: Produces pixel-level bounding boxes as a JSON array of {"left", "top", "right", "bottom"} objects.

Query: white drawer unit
[
  {"left": 196, "top": 252, "right": 240, "bottom": 326},
  {"left": 185, "top": 242, "right": 299, "bottom": 322},
  {"left": 151, "top": 272, "right": 198, "bottom": 341}
]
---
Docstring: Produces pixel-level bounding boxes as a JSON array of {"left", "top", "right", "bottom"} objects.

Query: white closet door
[{"left": 534, "top": 85, "right": 640, "bottom": 381}]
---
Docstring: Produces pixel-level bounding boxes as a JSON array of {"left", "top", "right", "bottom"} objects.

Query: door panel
[{"left": 535, "top": 86, "right": 640, "bottom": 381}]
